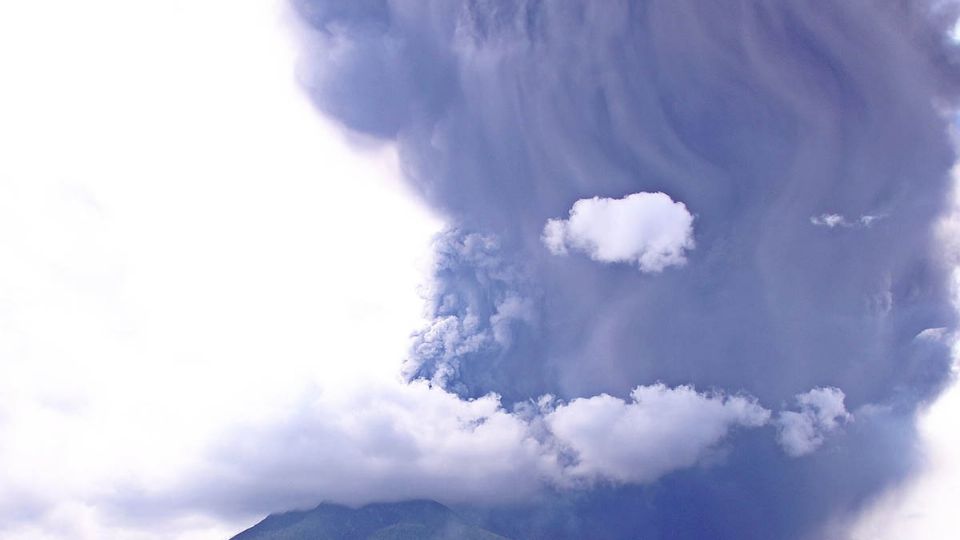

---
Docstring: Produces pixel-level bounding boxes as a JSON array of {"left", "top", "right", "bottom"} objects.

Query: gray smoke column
[{"left": 291, "top": 1, "right": 960, "bottom": 538}]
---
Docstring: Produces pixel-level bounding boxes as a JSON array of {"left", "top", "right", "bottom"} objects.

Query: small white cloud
[
  {"left": 542, "top": 192, "right": 695, "bottom": 273},
  {"left": 915, "top": 327, "right": 949, "bottom": 342},
  {"left": 541, "top": 218, "right": 570, "bottom": 255},
  {"left": 810, "top": 213, "right": 849, "bottom": 228},
  {"left": 776, "top": 387, "right": 852, "bottom": 457},
  {"left": 810, "top": 213, "right": 884, "bottom": 229},
  {"left": 859, "top": 214, "right": 883, "bottom": 227}
]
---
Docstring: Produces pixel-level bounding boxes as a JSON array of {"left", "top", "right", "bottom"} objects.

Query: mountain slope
[{"left": 230, "top": 500, "right": 509, "bottom": 540}]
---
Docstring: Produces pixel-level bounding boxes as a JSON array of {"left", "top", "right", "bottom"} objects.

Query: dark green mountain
[{"left": 230, "top": 500, "right": 509, "bottom": 540}]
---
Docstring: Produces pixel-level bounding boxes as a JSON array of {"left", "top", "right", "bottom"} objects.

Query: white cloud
[
  {"left": 775, "top": 387, "right": 852, "bottom": 457},
  {"left": 542, "top": 192, "right": 695, "bottom": 273},
  {"left": 546, "top": 384, "right": 771, "bottom": 484}
]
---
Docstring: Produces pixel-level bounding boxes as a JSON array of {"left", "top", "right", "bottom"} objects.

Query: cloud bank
[
  {"left": 542, "top": 192, "right": 695, "bottom": 273},
  {"left": 177, "top": 381, "right": 775, "bottom": 519}
]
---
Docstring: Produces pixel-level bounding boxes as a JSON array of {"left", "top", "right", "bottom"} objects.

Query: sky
[{"left": 0, "top": 0, "right": 959, "bottom": 539}]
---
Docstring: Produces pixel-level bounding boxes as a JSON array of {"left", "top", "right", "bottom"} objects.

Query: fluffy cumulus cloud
[
  {"left": 776, "top": 387, "right": 852, "bottom": 457},
  {"left": 545, "top": 384, "right": 770, "bottom": 484},
  {"left": 542, "top": 192, "right": 695, "bottom": 273}
]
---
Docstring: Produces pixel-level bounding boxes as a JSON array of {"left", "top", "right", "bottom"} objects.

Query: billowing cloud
[
  {"left": 406, "top": 230, "right": 539, "bottom": 396},
  {"left": 542, "top": 192, "right": 695, "bottom": 273},
  {"left": 776, "top": 387, "right": 852, "bottom": 457},
  {"left": 290, "top": 0, "right": 960, "bottom": 536}
]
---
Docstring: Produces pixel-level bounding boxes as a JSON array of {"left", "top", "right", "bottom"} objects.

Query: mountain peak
[{"left": 231, "top": 499, "right": 508, "bottom": 540}]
